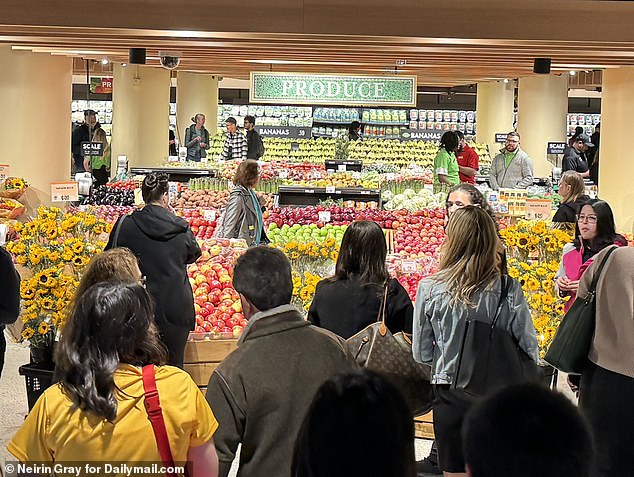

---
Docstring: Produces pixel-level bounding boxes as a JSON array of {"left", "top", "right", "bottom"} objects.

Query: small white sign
[
  {"left": 423, "top": 184, "right": 434, "bottom": 192},
  {"left": 326, "top": 186, "right": 336, "bottom": 194},
  {"left": 134, "top": 188, "right": 144, "bottom": 206},
  {"left": 0, "top": 164, "right": 10, "bottom": 181},
  {"left": 318, "top": 211, "right": 331, "bottom": 223},
  {"left": 337, "top": 164, "right": 347, "bottom": 172},
  {"left": 203, "top": 210, "right": 217, "bottom": 221},
  {"left": 51, "top": 182, "right": 79, "bottom": 202},
  {"left": 401, "top": 260, "right": 418, "bottom": 273},
  {"left": 278, "top": 171, "right": 289, "bottom": 179}
]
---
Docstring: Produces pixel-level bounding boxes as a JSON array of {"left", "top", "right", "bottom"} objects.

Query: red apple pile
[
  {"left": 68, "top": 205, "right": 135, "bottom": 224},
  {"left": 264, "top": 205, "right": 402, "bottom": 229},
  {"left": 178, "top": 209, "right": 218, "bottom": 239},
  {"left": 393, "top": 208, "right": 446, "bottom": 257},
  {"left": 188, "top": 239, "right": 249, "bottom": 338},
  {"left": 108, "top": 180, "right": 137, "bottom": 191}
]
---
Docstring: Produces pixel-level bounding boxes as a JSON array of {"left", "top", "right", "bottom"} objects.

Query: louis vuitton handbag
[{"left": 346, "top": 285, "right": 433, "bottom": 416}]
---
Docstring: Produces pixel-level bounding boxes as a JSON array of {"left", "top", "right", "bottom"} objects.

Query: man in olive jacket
[{"left": 206, "top": 247, "right": 356, "bottom": 477}]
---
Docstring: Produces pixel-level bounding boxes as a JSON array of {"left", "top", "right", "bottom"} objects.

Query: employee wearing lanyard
[{"left": 216, "top": 160, "right": 269, "bottom": 246}]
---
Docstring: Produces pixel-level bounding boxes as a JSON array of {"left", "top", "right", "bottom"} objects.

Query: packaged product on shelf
[
  {"left": 435, "top": 110, "right": 443, "bottom": 122},
  {"left": 450, "top": 111, "right": 459, "bottom": 123},
  {"left": 410, "top": 109, "right": 418, "bottom": 121},
  {"left": 419, "top": 110, "right": 427, "bottom": 121},
  {"left": 427, "top": 121, "right": 434, "bottom": 130},
  {"left": 410, "top": 120, "right": 418, "bottom": 129},
  {"left": 443, "top": 111, "right": 451, "bottom": 122},
  {"left": 458, "top": 111, "right": 467, "bottom": 123},
  {"left": 466, "top": 111, "right": 475, "bottom": 123}
]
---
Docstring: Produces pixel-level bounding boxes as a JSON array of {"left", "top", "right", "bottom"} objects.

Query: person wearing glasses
[
  {"left": 555, "top": 199, "right": 627, "bottom": 313},
  {"left": 106, "top": 173, "right": 201, "bottom": 368},
  {"left": 488, "top": 132, "right": 534, "bottom": 190}
]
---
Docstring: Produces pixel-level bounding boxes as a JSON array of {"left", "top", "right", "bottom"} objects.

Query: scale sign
[{"left": 547, "top": 142, "right": 567, "bottom": 154}]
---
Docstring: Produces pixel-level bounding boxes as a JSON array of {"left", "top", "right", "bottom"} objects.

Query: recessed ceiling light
[
  {"left": 121, "top": 63, "right": 127, "bottom": 67},
  {"left": 569, "top": 70, "right": 576, "bottom": 76},
  {"left": 101, "top": 58, "right": 109, "bottom": 65},
  {"left": 503, "top": 79, "right": 509, "bottom": 83}
]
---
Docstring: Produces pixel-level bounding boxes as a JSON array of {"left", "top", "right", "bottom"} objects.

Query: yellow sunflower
[
  {"left": 72, "top": 242, "right": 84, "bottom": 254},
  {"left": 290, "top": 252, "right": 300, "bottom": 260},
  {"left": 324, "top": 237, "right": 335, "bottom": 247},
  {"left": 21, "top": 328, "right": 35, "bottom": 340},
  {"left": 38, "top": 322, "right": 50, "bottom": 335}
]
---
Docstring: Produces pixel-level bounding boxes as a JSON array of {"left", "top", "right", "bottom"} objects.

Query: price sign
[
  {"left": 423, "top": 183, "right": 434, "bottom": 192},
  {"left": 305, "top": 189, "right": 315, "bottom": 194},
  {"left": 273, "top": 194, "right": 280, "bottom": 208},
  {"left": 0, "top": 164, "right": 9, "bottom": 181},
  {"left": 401, "top": 260, "right": 418, "bottom": 273},
  {"left": 337, "top": 164, "right": 347, "bottom": 172},
  {"left": 525, "top": 198, "right": 552, "bottom": 220},
  {"left": 278, "top": 171, "right": 289, "bottom": 179},
  {"left": 134, "top": 188, "right": 144, "bottom": 206},
  {"left": 326, "top": 186, "right": 336, "bottom": 194},
  {"left": 51, "top": 182, "right": 79, "bottom": 202},
  {"left": 80, "top": 141, "right": 104, "bottom": 157},
  {"left": 203, "top": 210, "right": 217, "bottom": 221},
  {"left": 318, "top": 211, "right": 331, "bottom": 223},
  {"left": 495, "top": 133, "right": 508, "bottom": 143}
]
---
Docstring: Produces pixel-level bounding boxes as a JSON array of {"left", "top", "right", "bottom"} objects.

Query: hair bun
[{"left": 144, "top": 174, "right": 158, "bottom": 189}]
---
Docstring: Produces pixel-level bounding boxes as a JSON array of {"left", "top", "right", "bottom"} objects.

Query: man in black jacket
[
  {"left": 562, "top": 133, "right": 593, "bottom": 178},
  {"left": 0, "top": 246, "right": 20, "bottom": 377},
  {"left": 71, "top": 109, "right": 97, "bottom": 173},
  {"left": 206, "top": 247, "right": 356, "bottom": 477},
  {"left": 244, "top": 115, "right": 265, "bottom": 159}
]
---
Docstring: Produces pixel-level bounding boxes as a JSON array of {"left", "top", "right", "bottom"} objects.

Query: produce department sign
[{"left": 250, "top": 72, "right": 417, "bottom": 107}]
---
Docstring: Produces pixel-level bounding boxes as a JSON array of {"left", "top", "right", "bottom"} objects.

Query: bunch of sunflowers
[
  {"left": 291, "top": 270, "right": 322, "bottom": 311},
  {"left": 500, "top": 220, "right": 574, "bottom": 357},
  {"left": 0, "top": 177, "right": 29, "bottom": 200},
  {"left": 6, "top": 206, "right": 112, "bottom": 346}
]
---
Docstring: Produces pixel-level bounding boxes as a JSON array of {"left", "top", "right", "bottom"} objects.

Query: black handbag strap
[
  {"left": 583, "top": 245, "right": 618, "bottom": 303},
  {"left": 112, "top": 214, "right": 127, "bottom": 248},
  {"left": 490, "top": 275, "right": 510, "bottom": 330}
]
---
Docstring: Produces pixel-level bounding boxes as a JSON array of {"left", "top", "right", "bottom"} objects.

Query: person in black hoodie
[
  {"left": 553, "top": 171, "right": 590, "bottom": 224},
  {"left": 0, "top": 246, "right": 20, "bottom": 378},
  {"left": 71, "top": 110, "right": 98, "bottom": 173},
  {"left": 105, "top": 173, "right": 201, "bottom": 367},
  {"left": 308, "top": 220, "right": 412, "bottom": 339}
]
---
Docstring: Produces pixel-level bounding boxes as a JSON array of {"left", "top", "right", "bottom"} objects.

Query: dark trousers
[
  {"left": 92, "top": 166, "right": 109, "bottom": 187},
  {"left": 580, "top": 361, "right": 634, "bottom": 477},
  {"left": 158, "top": 321, "right": 191, "bottom": 369},
  {"left": 0, "top": 326, "right": 5, "bottom": 378}
]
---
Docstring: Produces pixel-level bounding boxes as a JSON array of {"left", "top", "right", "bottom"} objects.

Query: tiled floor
[{"left": 0, "top": 335, "right": 573, "bottom": 476}]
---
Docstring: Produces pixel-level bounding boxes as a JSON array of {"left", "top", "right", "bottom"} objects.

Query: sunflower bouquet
[
  {"left": 6, "top": 206, "right": 112, "bottom": 347},
  {"left": 291, "top": 270, "right": 322, "bottom": 311},
  {"left": 1, "top": 177, "right": 29, "bottom": 199},
  {"left": 500, "top": 220, "right": 574, "bottom": 357}
]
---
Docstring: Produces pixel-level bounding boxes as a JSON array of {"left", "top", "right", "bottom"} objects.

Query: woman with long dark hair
[
  {"left": 106, "top": 172, "right": 201, "bottom": 367},
  {"left": 413, "top": 207, "right": 538, "bottom": 476},
  {"left": 555, "top": 199, "right": 627, "bottom": 312},
  {"left": 292, "top": 370, "right": 416, "bottom": 477},
  {"left": 8, "top": 282, "right": 219, "bottom": 475},
  {"left": 308, "top": 220, "right": 412, "bottom": 339}
]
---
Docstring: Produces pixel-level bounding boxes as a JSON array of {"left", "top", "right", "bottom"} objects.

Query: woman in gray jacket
[
  {"left": 216, "top": 160, "right": 268, "bottom": 246},
  {"left": 413, "top": 206, "right": 538, "bottom": 477}
]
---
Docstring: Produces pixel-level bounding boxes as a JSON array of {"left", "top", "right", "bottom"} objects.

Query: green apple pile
[{"left": 268, "top": 223, "right": 347, "bottom": 246}]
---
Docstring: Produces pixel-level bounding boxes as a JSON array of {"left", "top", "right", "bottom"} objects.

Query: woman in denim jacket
[{"left": 413, "top": 206, "right": 539, "bottom": 477}]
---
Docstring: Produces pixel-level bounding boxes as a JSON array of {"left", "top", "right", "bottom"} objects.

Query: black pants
[
  {"left": 0, "top": 326, "right": 5, "bottom": 379},
  {"left": 158, "top": 321, "right": 191, "bottom": 369},
  {"left": 92, "top": 166, "right": 109, "bottom": 187},
  {"left": 580, "top": 361, "right": 634, "bottom": 477}
]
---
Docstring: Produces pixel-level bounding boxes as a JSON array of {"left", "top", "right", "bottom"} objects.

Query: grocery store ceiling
[{"left": 2, "top": 0, "right": 634, "bottom": 87}]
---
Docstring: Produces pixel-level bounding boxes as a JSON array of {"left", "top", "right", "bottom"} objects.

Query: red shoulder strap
[{"left": 142, "top": 365, "right": 178, "bottom": 477}]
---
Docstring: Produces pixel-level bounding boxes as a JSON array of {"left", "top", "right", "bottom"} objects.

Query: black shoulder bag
[{"left": 453, "top": 276, "right": 543, "bottom": 397}]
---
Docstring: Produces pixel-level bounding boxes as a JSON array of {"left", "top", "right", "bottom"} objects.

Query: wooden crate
[
  {"left": 183, "top": 338, "right": 238, "bottom": 387},
  {"left": 414, "top": 411, "right": 435, "bottom": 440}
]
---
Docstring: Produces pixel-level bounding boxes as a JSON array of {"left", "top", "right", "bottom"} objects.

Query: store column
[
  {"left": 517, "top": 75, "right": 568, "bottom": 178},
  {"left": 0, "top": 46, "right": 72, "bottom": 210},
  {"left": 598, "top": 67, "right": 634, "bottom": 231},
  {"left": 112, "top": 64, "right": 170, "bottom": 167},
  {"left": 176, "top": 72, "right": 219, "bottom": 143},
  {"left": 476, "top": 81, "right": 514, "bottom": 156}
]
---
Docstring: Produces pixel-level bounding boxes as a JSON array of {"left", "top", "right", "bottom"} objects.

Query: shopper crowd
[{"left": 7, "top": 122, "right": 631, "bottom": 477}]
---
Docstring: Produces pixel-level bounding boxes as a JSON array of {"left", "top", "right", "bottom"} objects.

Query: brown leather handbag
[{"left": 346, "top": 286, "right": 433, "bottom": 416}]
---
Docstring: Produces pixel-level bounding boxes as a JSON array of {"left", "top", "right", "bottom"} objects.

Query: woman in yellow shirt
[{"left": 8, "top": 281, "right": 219, "bottom": 476}]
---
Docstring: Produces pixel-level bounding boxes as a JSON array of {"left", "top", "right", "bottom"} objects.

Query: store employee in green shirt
[{"left": 433, "top": 131, "right": 461, "bottom": 193}]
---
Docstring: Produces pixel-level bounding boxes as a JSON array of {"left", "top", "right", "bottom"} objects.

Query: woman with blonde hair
[
  {"left": 413, "top": 206, "right": 539, "bottom": 477},
  {"left": 552, "top": 171, "right": 589, "bottom": 223},
  {"left": 83, "top": 127, "right": 111, "bottom": 187}
]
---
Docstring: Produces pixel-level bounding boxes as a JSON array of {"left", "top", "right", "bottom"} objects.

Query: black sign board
[
  {"left": 399, "top": 129, "right": 443, "bottom": 141},
  {"left": 547, "top": 142, "right": 568, "bottom": 154},
  {"left": 80, "top": 141, "right": 104, "bottom": 156},
  {"left": 325, "top": 160, "right": 363, "bottom": 172},
  {"left": 255, "top": 126, "right": 311, "bottom": 139},
  {"left": 495, "top": 133, "right": 508, "bottom": 143}
]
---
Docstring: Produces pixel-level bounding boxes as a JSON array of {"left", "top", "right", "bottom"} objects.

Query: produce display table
[
  {"left": 183, "top": 338, "right": 239, "bottom": 392},
  {"left": 277, "top": 186, "right": 381, "bottom": 207},
  {"left": 130, "top": 167, "right": 216, "bottom": 183}
]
